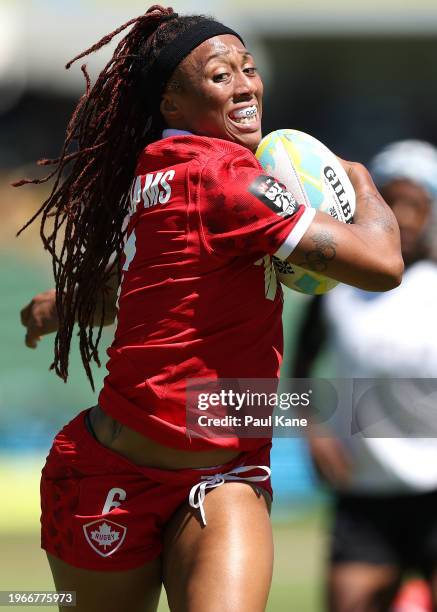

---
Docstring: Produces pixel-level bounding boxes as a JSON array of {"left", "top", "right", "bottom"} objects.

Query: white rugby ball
[{"left": 256, "top": 129, "right": 356, "bottom": 295}]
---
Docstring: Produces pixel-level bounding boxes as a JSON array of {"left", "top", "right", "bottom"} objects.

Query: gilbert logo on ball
[{"left": 256, "top": 129, "right": 356, "bottom": 295}]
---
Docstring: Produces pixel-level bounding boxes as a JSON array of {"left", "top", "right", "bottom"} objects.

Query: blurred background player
[{"left": 293, "top": 140, "right": 437, "bottom": 612}]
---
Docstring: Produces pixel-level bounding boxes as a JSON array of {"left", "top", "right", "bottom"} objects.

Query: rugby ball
[{"left": 256, "top": 129, "right": 356, "bottom": 295}]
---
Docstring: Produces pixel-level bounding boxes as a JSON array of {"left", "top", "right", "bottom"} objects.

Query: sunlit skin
[
  {"left": 159, "top": 35, "right": 404, "bottom": 292},
  {"left": 160, "top": 34, "right": 263, "bottom": 152},
  {"left": 22, "top": 19, "right": 406, "bottom": 612},
  {"left": 380, "top": 179, "right": 432, "bottom": 266},
  {"left": 41, "top": 35, "right": 273, "bottom": 612}
]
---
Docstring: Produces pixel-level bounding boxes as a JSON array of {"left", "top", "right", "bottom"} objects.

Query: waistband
[{"left": 54, "top": 409, "right": 272, "bottom": 487}]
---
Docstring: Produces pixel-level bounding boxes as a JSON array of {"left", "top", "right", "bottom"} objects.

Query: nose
[{"left": 233, "top": 70, "right": 257, "bottom": 100}]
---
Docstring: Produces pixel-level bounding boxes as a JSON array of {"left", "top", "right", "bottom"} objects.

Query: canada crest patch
[{"left": 83, "top": 519, "right": 127, "bottom": 557}]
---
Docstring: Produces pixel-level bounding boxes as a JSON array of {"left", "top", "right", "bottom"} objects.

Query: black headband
[{"left": 147, "top": 20, "right": 245, "bottom": 107}]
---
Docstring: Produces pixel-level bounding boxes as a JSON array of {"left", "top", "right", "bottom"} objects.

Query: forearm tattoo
[{"left": 299, "top": 230, "right": 337, "bottom": 273}]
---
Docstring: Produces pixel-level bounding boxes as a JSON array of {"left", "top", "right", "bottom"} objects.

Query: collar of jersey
[{"left": 162, "top": 128, "right": 193, "bottom": 138}]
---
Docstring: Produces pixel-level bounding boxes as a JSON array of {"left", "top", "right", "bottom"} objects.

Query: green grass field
[{"left": 0, "top": 456, "right": 324, "bottom": 611}]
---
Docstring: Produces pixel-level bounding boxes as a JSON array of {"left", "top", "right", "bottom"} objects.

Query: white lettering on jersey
[
  {"left": 102, "top": 487, "right": 127, "bottom": 514},
  {"left": 129, "top": 176, "right": 142, "bottom": 216},
  {"left": 255, "top": 255, "right": 277, "bottom": 301},
  {"left": 122, "top": 230, "right": 136, "bottom": 272},
  {"left": 129, "top": 170, "right": 175, "bottom": 214},
  {"left": 143, "top": 170, "right": 175, "bottom": 208},
  {"left": 118, "top": 169, "right": 175, "bottom": 325},
  {"left": 159, "top": 170, "right": 175, "bottom": 204},
  {"left": 143, "top": 172, "right": 163, "bottom": 207}
]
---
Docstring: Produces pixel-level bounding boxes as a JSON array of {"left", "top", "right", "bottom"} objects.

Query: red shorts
[{"left": 40, "top": 409, "right": 272, "bottom": 571}]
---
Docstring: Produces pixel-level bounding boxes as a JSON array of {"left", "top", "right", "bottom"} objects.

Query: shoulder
[
  {"left": 199, "top": 139, "right": 263, "bottom": 195},
  {"left": 138, "top": 135, "right": 260, "bottom": 172},
  {"left": 205, "top": 137, "right": 261, "bottom": 169},
  {"left": 173, "top": 136, "right": 261, "bottom": 174}
]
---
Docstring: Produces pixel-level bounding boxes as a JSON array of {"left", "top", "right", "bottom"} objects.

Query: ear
[{"left": 160, "top": 94, "right": 183, "bottom": 122}]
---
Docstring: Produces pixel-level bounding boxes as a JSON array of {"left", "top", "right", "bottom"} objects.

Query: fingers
[
  {"left": 310, "top": 436, "right": 352, "bottom": 487},
  {"left": 19, "top": 289, "right": 57, "bottom": 349},
  {"left": 335, "top": 156, "right": 353, "bottom": 176},
  {"left": 25, "top": 328, "right": 41, "bottom": 349},
  {"left": 20, "top": 302, "right": 32, "bottom": 326},
  {"left": 21, "top": 301, "right": 40, "bottom": 348},
  {"left": 338, "top": 158, "right": 377, "bottom": 195}
]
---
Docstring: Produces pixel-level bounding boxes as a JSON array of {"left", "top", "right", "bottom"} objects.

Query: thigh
[
  {"left": 162, "top": 482, "right": 273, "bottom": 612},
  {"left": 47, "top": 552, "right": 162, "bottom": 612},
  {"left": 41, "top": 410, "right": 166, "bottom": 611},
  {"left": 329, "top": 494, "right": 403, "bottom": 612},
  {"left": 328, "top": 562, "right": 401, "bottom": 612}
]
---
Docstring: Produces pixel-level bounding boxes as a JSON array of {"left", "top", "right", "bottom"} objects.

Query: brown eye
[
  {"left": 244, "top": 66, "right": 258, "bottom": 75},
  {"left": 213, "top": 73, "right": 229, "bottom": 83}
]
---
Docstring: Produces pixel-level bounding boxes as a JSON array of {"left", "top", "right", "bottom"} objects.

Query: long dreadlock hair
[{"left": 14, "top": 6, "right": 211, "bottom": 390}]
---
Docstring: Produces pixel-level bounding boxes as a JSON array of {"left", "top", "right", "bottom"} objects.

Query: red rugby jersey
[{"left": 98, "top": 134, "right": 315, "bottom": 450}]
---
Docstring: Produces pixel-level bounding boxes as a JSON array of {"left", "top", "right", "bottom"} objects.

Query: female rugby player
[{"left": 18, "top": 6, "right": 403, "bottom": 611}]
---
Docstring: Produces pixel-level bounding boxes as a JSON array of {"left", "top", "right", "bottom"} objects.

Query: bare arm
[
  {"left": 291, "top": 296, "right": 327, "bottom": 378},
  {"left": 291, "top": 296, "right": 352, "bottom": 486},
  {"left": 288, "top": 161, "right": 404, "bottom": 291},
  {"left": 20, "top": 263, "right": 119, "bottom": 348}
]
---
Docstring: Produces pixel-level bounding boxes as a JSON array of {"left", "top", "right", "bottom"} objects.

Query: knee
[{"left": 328, "top": 566, "right": 401, "bottom": 612}]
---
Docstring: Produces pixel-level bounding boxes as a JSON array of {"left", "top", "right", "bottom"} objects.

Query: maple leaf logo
[
  {"left": 90, "top": 522, "right": 120, "bottom": 549},
  {"left": 83, "top": 518, "right": 127, "bottom": 557}
]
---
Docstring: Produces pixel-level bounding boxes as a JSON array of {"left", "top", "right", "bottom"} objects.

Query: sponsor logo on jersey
[
  {"left": 129, "top": 170, "right": 176, "bottom": 216},
  {"left": 83, "top": 519, "right": 127, "bottom": 557},
  {"left": 249, "top": 175, "right": 299, "bottom": 218},
  {"left": 323, "top": 166, "right": 353, "bottom": 222}
]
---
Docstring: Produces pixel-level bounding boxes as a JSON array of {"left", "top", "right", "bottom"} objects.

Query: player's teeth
[{"left": 231, "top": 105, "right": 257, "bottom": 120}]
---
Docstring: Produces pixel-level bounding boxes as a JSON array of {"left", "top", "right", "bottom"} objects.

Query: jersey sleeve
[{"left": 197, "top": 148, "right": 315, "bottom": 259}]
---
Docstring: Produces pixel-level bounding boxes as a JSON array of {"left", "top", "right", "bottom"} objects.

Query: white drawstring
[{"left": 188, "top": 465, "right": 271, "bottom": 526}]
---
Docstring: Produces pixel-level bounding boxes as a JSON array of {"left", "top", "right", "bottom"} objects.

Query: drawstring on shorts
[{"left": 188, "top": 465, "right": 271, "bottom": 526}]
